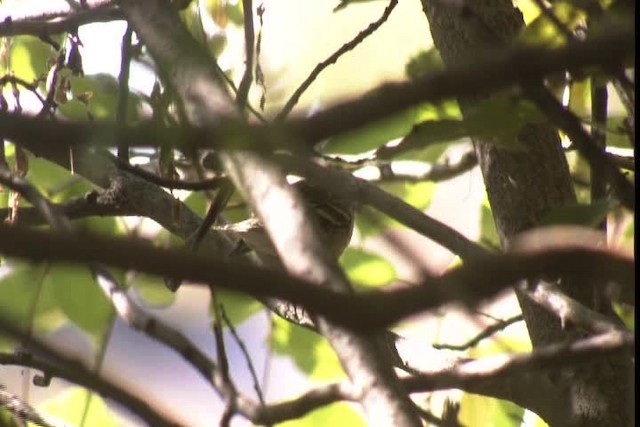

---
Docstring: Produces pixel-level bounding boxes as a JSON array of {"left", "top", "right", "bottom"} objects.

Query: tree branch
[
  {"left": 0, "top": 318, "right": 178, "bottom": 427},
  {"left": 0, "top": 223, "right": 633, "bottom": 329}
]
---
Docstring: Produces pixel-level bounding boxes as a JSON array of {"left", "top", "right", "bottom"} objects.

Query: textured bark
[{"left": 420, "top": 1, "right": 633, "bottom": 425}]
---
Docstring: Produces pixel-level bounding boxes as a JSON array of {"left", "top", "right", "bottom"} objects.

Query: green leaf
[
  {"left": 385, "top": 97, "right": 544, "bottom": 161},
  {"left": 23, "top": 153, "right": 92, "bottom": 201},
  {"left": 458, "top": 335, "right": 533, "bottom": 427},
  {"left": 278, "top": 402, "right": 365, "bottom": 427},
  {"left": 405, "top": 47, "right": 444, "bottom": 80},
  {"left": 323, "top": 106, "right": 423, "bottom": 155},
  {"left": 621, "top": 217, "right": 634, "bottom": 247},
  {"left": 225, "top": 2, "right": 245, "bottom": 26},
  {"left": 540, "top": 200, "right": 613, "bottom": 227},
  {"left": 519, "top": 1, "right": 585, "bottom": 47},
  {"left": 39, "top": 388, "right": 118, "bottom": 427},
  {"left": 131, "top": 273, "right": 176, "bottom": 308},
  {"left": 604, "top": 115, "right": 634, "bottom": 148},
  {"left": 45, "top": 265, "right": 113, "bottom": 343},
  {"left": 461, "top": 97, "right": 544, "bottom": 148},
  {"left": 9, "top": 36, "right": 57, "bottom": 83},
  {"left": 58, "top": 73, "right": 140, "bottom": 121},
  {"left": 479, "top": 199, "right": 500, "bottom": 250},
  {"left": 0, "top": 407, "right": 21, "bottom": 427},
  {"left": 73, "top": 216, "right": 121, "bottom": 237},
  {"left": 355, "top": 181, "right": 435, "bottom": 238},
  {"left": 568, "top": 79, "right": 590, "bottom": 119},
  {"left": 270, "top": 316, "right": 345, "bottom": 381},
  {"left": 0, "top": 262, "right": 65, "bottom": 349},
  {"left": 459, "top": 394, "right": 525, "bottom": 427},
  {"left": 212, "top": 289, "right": 263, "bottom": 326},
  {"left": 612, "top": 303, "right": 634, "bottom": 331},
  {"left": 340, "top": 248, "right": 396, "bottom": 288}
]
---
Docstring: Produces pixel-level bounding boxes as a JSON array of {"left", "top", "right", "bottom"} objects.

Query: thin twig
[
  {"left": 433, "top": 315, "right": 523, "bottom": 351},
  {"left": 210, "top": 292, "right": 238, "bottom": 427},
  {"left": 0, "top": 165, "right": 222, "bottom": 389},
  {"left": 0, "top": 323, "right": 177, "bottom": 427},
  {"left": 221, "top": 306, "right": 269, "bottom": 412},
  {"left": 0, "top": 221, "right": 634, "bottom": 330},
  {"left": 0, "top": 75, "right": 47, "bottom": 106},
  {"left": 524, "top": 85, "right": 634, "bottom": 210},
  {"left": 0, "top": 384, "right": 57, "bottom": 427},
  {"left": 275, "top": 0, "right": 399, "bottom": 121},
  {"left": 165, "top": 180, "right": 234, "bottom": 291},
  {"left": 116, "top": 26, "right": 134, "bottom": 162},
  {"left": 367, "top": 151, "right": 478, "bottom": 183},
  {"left": 530, "top": 0, "right": 576, "bottom": 41},
  {"left": 0, "top": 1, "right": 121, "bottom": 37},
  {"left": 110, "top": 154, "right": 228, "bottom": 190},
  {"left": 236, "top": 0, "right": 255, "bottom": 109}
]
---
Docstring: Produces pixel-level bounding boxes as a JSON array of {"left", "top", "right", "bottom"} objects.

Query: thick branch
[{"left": 0, "top": 223, "right": 633, "bottom": 329}]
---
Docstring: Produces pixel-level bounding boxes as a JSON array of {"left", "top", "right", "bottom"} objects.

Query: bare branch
[
  {"left": 0, "top": 383, "right": 57, "bottom": 427},
  {"left": 433, "top": 315, "right": 523, "bottom": 351},
  {"left": 523, "top": 283, "right": 628, "bottom": 335},
  {"left": 0, "top": 165, "right": 224, "bottom": 394},
  {"left": 236, "top": 0, "right": 256, "bottom": 109},
  {"left": 524, "top": 85, "right": 634, "bottom": 210},
  {"left": 0, "top": 2, "right": 122, "bottom": 37},
  {"left": 405, "top": 331, "right": 634, "bottom": 394},
  {"left": 0, "top": 320, "right": 177, "bottom": 427},
  {"left": 0, "top": 223, "right": 633, "bottom": 329},
  {"left": 117, "top": 0, "right": 421, "bottom": 424},
  {"left": 0, "top": 26, "right": 632, "bottom": 156}
]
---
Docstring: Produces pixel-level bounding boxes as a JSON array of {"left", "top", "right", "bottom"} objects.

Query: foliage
[{"left": 0, "top": 0, "right": 634, "bottom": 426}]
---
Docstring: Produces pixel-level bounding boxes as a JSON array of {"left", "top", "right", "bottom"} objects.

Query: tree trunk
[{"left": 419, "top": 1, "right": 633, "bottom": 425}]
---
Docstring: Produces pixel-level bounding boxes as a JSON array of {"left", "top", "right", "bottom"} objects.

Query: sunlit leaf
[
  {"left": 208, "top": 33, "right": 227, "bottom": 59},
  {"left": 278, "top": 402, "right": 365, "bottom": 427},
  {"left": 612, "top": 303, "right": 634, "bottom": 331},
  {"left": 0, "top": 262, "right": 65, "bottom": 350},
  {"left": 131, "top": 273, "right": 176, "bottom": 308},
  {"left": 45, "top": 265, "right": 113, "bottom": 343},
  {"left": 405, "top": 47, "right": 444, "bottom": 80},
  {"left": 270, "top": 316, "right": 345, "bottom": 381},
  {"left": 225, "top": 1, "right": 245, "bottom": 26},
  {"left": 9, "top": 36, "right": 56, "bottom": 83},
  {"left": 519, "top": 1, "right": 585, "bottom": 47},
  {"left": 355, "top": 181, "right": 435, "bottom": 238},
  {"left": 621, "top": 217, "right": 634, "bottom": 247},
  {"left": 212, "top": 289, "right": 263, "bottom": 327},
  {"left": 568, "top": 79, "right": 590, "bottom": 119},
  {"left": 459, "top": 394, "right": 525, "bottom": 427},
  {"left": 25, "top": 155, "right": 74, "bottom": 194},
  {"left": 384, "top": 97, "right": 543, "bottom": 161},
  {"left": 479, "top": 199, "right": 500, "bottom": 250},
  {"left": 323, "top": 106, "right": 423, "bottom": 155},
  {"left": 514, "top": 0, "right": 542, "bottom": 25},
  {"left": 39, "top": 388, "right": 118, "bottom": 427},
  {"left": 605, "top": 116, "right": 634, "bottom": 148},
  {"left": 58, "top": 73, "right": 140, "bottom": 121},
  {"left": 458, "top": 334, "right": 532, "bottom": 426},
  {"left": 340, "top": 248, "right": 396, "bottom": 288}
]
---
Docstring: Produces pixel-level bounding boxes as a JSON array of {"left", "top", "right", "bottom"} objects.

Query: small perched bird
[{"left": 217, "top": 180, "right": 355, "bottom": 266}]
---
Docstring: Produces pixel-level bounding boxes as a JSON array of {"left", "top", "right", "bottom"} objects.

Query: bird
[{"left": 216, "top": 180, "right": 355, "bottom": 266}]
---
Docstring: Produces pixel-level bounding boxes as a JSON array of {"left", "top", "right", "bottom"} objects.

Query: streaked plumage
[{"left": 217, "top": 180, "right": 354, "bottom": 265}]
